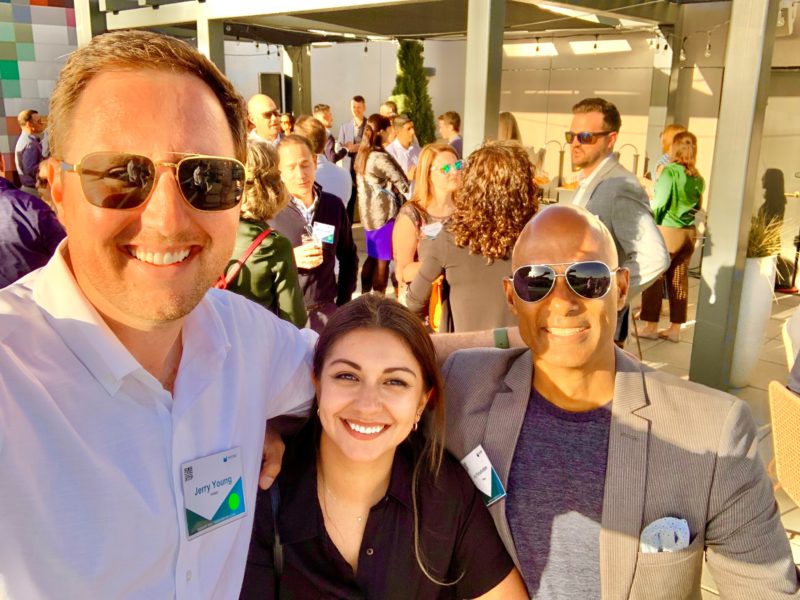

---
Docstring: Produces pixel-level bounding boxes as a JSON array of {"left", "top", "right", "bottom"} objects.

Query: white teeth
[
  {"left": 547, "top": 327, "right": 586, "bottom": 337},
  {"left": 131, "top": 248, "right": 191, "bottom": 266},
  {"left": 347, "top": 421, "right": 385, "bottom": 435}
]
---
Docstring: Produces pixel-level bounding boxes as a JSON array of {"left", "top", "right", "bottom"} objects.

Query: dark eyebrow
[{"left": 328, "top": 358, "right": 418, "bottom": 378}]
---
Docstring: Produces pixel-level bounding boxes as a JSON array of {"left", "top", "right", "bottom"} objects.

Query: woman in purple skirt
[{"left": 354, "top": 113, "right": 410, "bottom": 294}]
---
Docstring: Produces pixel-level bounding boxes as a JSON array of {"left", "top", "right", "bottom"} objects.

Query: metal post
[
  {"left": 197, "top": 16, "right": 225, "bottom": 73},
  {"left": 689, "top": 0, "right": 779, "bottom": 389},
  {"left": 462, "top": 0, "right": 505, "bottom": 156},
  {"left": 286, "top": 45, "right": 312, "bottom": 116},
  {"left": 74, "top": 0, "right": 106, "bottom": 47}
]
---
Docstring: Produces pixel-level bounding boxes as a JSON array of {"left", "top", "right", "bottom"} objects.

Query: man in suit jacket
[
  {"left": 568, "top": 97, "right": 669, "bottom": 343},
  {"left": 337, "top": 95, "right": 367, "bottom": 224},
  {"left": 444, "top": 204, "right": 799, "bottom": 598}
]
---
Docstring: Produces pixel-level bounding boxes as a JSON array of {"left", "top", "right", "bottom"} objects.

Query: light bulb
[{"left": 679, "top": 47, "right": 686, "bottom": 62}]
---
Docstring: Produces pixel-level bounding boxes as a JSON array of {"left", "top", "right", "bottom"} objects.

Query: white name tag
[
  {"left": 420, "top": 222, "right": 443, "bottom": 240},
  {"left": 181, "top": 448, "right": 246, "bottom": 540},
  {"left": 461, "top": 444, "right": 507, "bottom": 507},
  {"left": 313, "top": 222, "right": 336, "bottom": 244}
]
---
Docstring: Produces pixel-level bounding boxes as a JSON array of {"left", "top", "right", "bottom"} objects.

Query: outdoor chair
[{"left": 768, "top": 380, "right": 800, "bottom": 540}]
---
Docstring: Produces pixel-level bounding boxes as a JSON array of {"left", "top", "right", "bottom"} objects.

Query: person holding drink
[{"left": 271, "top": 134, "right": 358, "bottom": 331}]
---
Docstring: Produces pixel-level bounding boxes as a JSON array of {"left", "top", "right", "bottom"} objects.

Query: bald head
[
  {"left": 247, "top": 94, "right": 280, "bottom": 141},
  {"left": 513, "top": 205, "right": 618, "bottom": 270}
]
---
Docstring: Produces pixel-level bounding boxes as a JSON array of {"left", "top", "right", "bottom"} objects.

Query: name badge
[
  {"left": 461, "top": 444, "right": 507, "bottom": 507},
  {"left": 181, "top": 448, "right": 246, "bottom": 540},
  {"left": 312, "top": 222, "right": 336, "bottom": 244},
  {"left": 420, "top": 222, "right": 443, "bottom": 240}
]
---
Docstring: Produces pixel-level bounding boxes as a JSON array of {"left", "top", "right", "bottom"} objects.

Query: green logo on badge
[{"left": 228, "top": 492, "right": 241, "bottom": 511}]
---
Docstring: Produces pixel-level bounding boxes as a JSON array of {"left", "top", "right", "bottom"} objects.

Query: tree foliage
[{"left": 391, "top": 40, "right": 437, "bottom": 145}]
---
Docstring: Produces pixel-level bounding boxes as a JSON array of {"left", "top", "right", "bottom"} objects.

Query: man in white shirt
[
  {"left": 247, "top": 93, "right": 282, "bottom": 146},
  {"left": 0, "top": 30, "right": 315, "bottom": 599},
  {"left": 386, "top": 114, "right": 420, "bottom": 186},
  {"left": 295, "top": 114, "right": 351, "bottom": 208}
]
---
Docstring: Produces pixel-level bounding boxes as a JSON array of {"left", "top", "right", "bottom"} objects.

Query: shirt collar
[
  {"left": 31, "top": 240, "right": 145, "bottom": 396},
  {"left": 31, "top": 240, "right": 231, "bottom": 400},
  {"left": 278, "top": 424, "right": 415, "bottom": 544},
  {"left": 579, "top": 154, "right": 613, "bottom": 188}
]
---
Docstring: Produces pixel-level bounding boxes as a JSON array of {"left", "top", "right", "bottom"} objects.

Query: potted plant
[{"left": 730, "top": 214, "right": 782, "bottom": 387}]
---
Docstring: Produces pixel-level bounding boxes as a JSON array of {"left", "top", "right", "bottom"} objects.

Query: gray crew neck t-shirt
[{"left": 505, "top": 387, "right": 612, "bottom": 598}]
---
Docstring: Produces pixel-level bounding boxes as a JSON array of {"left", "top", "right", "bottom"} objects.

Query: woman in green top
[
  {"left": 224, "top": 140, "right": 307, "bottom": 327},
  {"left": 639, "top": 131, "right": 704, "bottom": 342}
]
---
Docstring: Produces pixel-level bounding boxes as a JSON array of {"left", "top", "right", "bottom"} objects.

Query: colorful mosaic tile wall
[{"left": 0, "top": 0, "right": 75, "bottom": 180}]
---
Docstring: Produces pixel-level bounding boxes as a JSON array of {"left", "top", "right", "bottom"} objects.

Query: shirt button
[
  {"left": 186, "top": 570, "right": 192, "bottom": 582},
  {"left": 365, "top": 548, "right": 374, "bottom": 556}
]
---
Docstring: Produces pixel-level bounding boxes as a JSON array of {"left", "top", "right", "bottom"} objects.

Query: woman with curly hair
[
  {"left": 355, "top": 113, "right": 410, "bottom": 295},
  {"left": 406, "top": 141, "right": 539, "bottom": 332},
  {"left": 223, "top": 140, "right": 307, "bottom": 327},
  {"left": 392, "top": 143, "right": 463, "bottom": 289}
]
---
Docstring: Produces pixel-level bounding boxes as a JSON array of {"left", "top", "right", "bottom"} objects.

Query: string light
[
  {"left": 592, "top": 34, "right": 598, "bottom": 54},
  {"left": 679, "top": 36, "right": 687, "bottom": 62},
  {"left": 704, "top": 31, "right": 712, "bottom": 58},
  {"left": 535, "top": 36, "right": 540, "bottom": 53}
]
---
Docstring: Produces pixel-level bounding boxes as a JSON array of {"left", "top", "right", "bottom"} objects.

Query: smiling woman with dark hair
[
  {"left": 406, "top": 141, "right": 539, "bottom": 332},
  {"left": 241, "top": 294, "right": 527, "bottom": 600}
]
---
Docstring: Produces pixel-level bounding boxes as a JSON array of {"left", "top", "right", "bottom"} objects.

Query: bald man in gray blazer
[{"left": 444, "top": 205, "right": 798, "bottom": 599}]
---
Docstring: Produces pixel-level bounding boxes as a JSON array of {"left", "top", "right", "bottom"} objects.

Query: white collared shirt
[
  {"left": 385, "top": 139, "right": 421, "bottom": 174},
  {"left": 315, "top": 154, "right": 351, "bottom": 207},
  {"left": 291, "top": 191, "right": 320, "bottom": 228},
  {"left": 0, "top": 243, "right": 316, "bottom": 599},
  {"left": 248, "top": 129, "right": 280, "bottom": 148},
  {"left": 572, "top": 154, "right": 613, "bottom": 207}
]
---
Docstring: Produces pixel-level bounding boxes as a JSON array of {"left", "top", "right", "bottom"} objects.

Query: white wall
[{"left": 224, "top": 40, "right": 284, "bottom": 101}]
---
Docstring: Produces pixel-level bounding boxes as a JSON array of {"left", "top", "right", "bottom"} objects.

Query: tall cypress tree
[{"left": 391, "top": 40, "right": 436, "bottom": 145}]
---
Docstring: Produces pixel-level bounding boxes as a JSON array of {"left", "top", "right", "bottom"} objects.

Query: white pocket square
[{"left": 639, "top": 517, "right": 691, "bottom": 553}]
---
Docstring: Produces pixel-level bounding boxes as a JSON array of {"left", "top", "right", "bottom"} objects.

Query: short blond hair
[{"left": 48, "top": 30, "right": 247, "bottom": 162}]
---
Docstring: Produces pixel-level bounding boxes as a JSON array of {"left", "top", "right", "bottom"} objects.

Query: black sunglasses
[
  {"left": 262, "top": 110, "right": 280, "bottom": 119},
  {"left": 510, "top": 261, "right": 620, "bottom": 303},
  {"left": 564, "top": 131, "right": 612, "bottom": 144},
  {"left": 60, "top": 151, "right": 247, "bottom": 211}
]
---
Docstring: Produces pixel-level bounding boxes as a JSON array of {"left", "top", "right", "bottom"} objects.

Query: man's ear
[
  {"left": 503, "top": 277, "right": 519, "bottom": 316},
  {"left": 616, "top": 267, "right": 630, "bottom": 311},
  {"left": 47, "top": 157, "right": 64, "bottom": 207}
]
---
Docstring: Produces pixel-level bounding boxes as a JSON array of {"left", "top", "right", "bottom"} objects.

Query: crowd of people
[{"left": 0, "top": 28, "right": 798, "bottom": 600}]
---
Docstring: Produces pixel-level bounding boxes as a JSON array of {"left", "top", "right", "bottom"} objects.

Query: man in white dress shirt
[
  {"left": 295, "top": 114, "right": 351, "bottom": 208},
  {"left": 385, "top": 114, "right": 420, "bottom": 186},
  {"left": 0, "top": 30, "right": 314, "bottom": 599},
  {"left": 247, "top": 93, "right": 282, "bottom": 147}
]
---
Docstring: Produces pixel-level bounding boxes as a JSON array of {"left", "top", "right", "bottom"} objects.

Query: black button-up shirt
[{"left": 241, "top": 424, "right": 513, "bottom": 599}]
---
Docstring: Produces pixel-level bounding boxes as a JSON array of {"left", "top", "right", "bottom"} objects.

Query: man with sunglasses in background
[
  {"left": 0, "top": 31, "right": 317, "bottom": 599},
  {"left": 568, "top": 97, "right": 669, "bottom": 347},
  {"left": 443, "top": 204, "right": 798, "bottom": 598},
  {"left": 247, "top": 93, "right": 283, "bottom": 147}
]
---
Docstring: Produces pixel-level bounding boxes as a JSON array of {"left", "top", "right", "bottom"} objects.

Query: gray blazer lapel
[
  {"left": 482, "top": 350, "right": 533, "bottom": 568},
  {"left": 584, "top": 155, "right": 620, "bottom": 200},
  {"left": 600, "top": 348, "right": 651, "bottom": 599}
]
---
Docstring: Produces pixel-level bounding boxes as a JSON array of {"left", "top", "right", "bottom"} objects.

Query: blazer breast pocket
[{"left": 628, "top": 534, "right": 704, "bottom": 600}]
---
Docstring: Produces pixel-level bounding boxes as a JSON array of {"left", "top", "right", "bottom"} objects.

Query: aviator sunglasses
[
  {"left": 435, "top": 159, "right": 466, "bottom": 175},
  {"left": 60, "top": 151, "right": 247, "bottom": 211},
  {"left": 564, "top": 131, "right": 611, "bottom": 145},
  {"left": 510, "top": 261, "right": 620, "bottom": 303}
]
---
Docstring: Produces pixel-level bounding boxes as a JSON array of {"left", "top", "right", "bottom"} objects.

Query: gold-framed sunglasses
[{"left": 60, "top": 151, "right": 247, "bottom": 211}]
